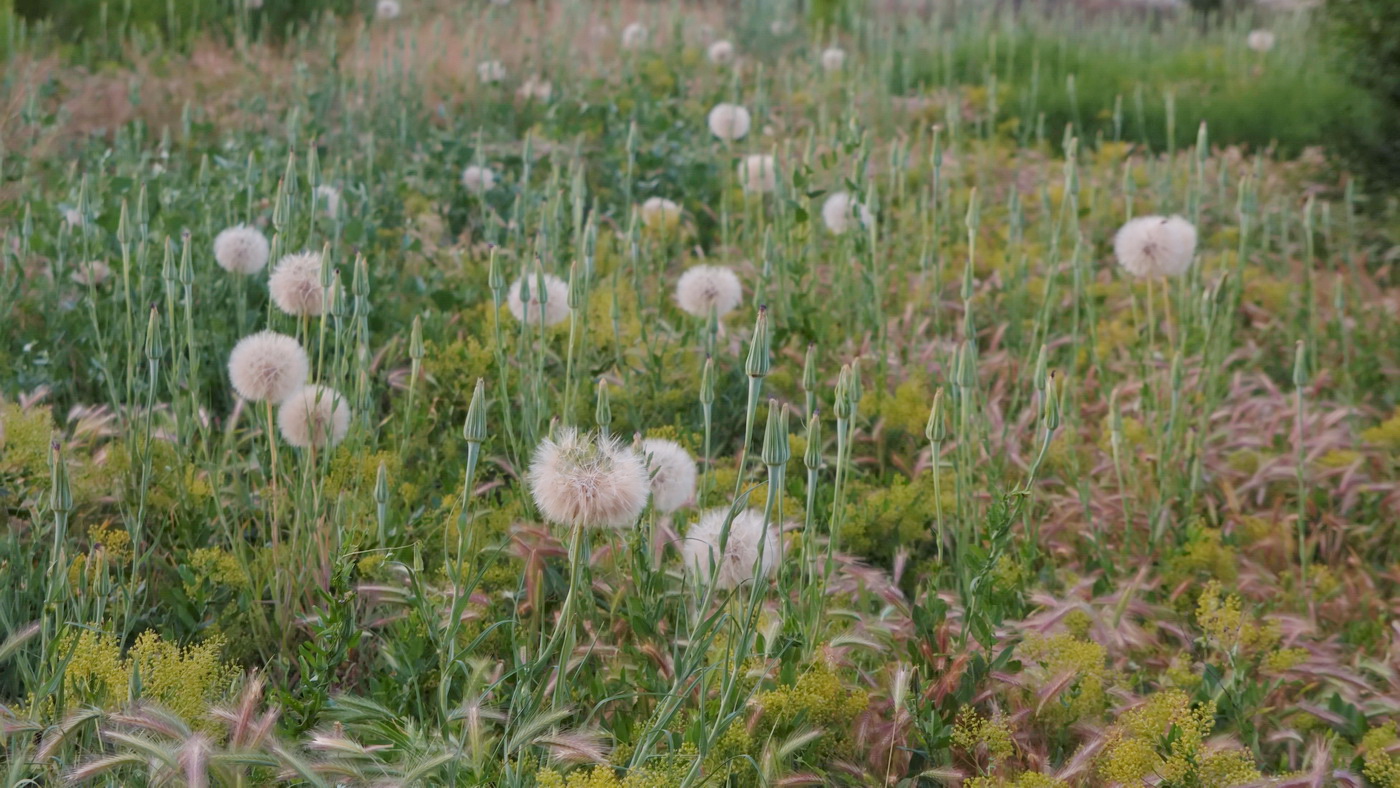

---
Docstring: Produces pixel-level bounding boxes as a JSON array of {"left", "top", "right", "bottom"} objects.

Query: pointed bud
[
  {"left": 745, "top": 306, "right": 771, "bottom": 379},
  {"left": 926, "top": 387, "right": 947, "bottom": 444},
  {"left": 804, "top": 411, "right": 822, "bottom": 470},
  {"left": 700, "top": 357, "right": 716, "bottom": 407},
  {"left": 464, "top": 379, "right": 488, "bottom": 443},
  {"left": 761, "top": 400, "right": 791, "bottom": 468}
]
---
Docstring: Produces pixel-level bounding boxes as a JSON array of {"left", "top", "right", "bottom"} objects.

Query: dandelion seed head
[
  {"left": 278, "top": 385, "right": 351, "bottom": 449},
  {"left": 820, "top": 47, "right": 847, "bottom": 72},
  {"left": 1247, "top": 29, "right": 1276, "bottom": 53},
  {"left": 375, "top": 0, "right": 401, "bottom": 19},
  {"left": 1113, "top": 215, "right": 1197, "bottom": 279},
  {"left": 227, "top": 331, "right": 309, "bottom": 404},
  {"left": 640, "top": 197, "right": 682, "bottom": 231},
  {"left": 268, "top": 251, "right": 328, "bottom": 316},
  {"left": 707, "top": 103, "right": 751, "bottom": 142},
  {"left": 64, "top": 208, "right": 83, "bottom": 227},
  {"left": 517, "top": 75, "right": 552, "bottom": 102},
  {"left": 708, "top": 40, "right": 736, "bottom": 65},
  {"left": 821, "top": 191, "right": 873, "bottom": 235},
  {"left": 621, "top": 22, "right": 648, "bottom": 49},
  {"left": 529, "top": 428, "right": 650, "bottom": 528},
  {"left": 213, "top": 225, "right": 270, "bottom": 275},
  {"left": 478, "top": 60, "right": 507, "bottom": 83},
  {"left": 462, "top": 165, "right": 497, "bottom": 194},
  {"left": 507, "top": 272, "right": 570, "bottom": 326},
  {"left": 675, "top": 265, "right": 743, "bottom": 319},
  {"left": 315, "top": 184, "right": 341, "bottom": 216},
  {"left": 682, "top": 508, "right": 779, "bottom": 589},
  {"left": 71, "top": 260, "right": 113, "bottom": 287},
  {"left": 737, "top": 154, "right": 777, "bottom": 193},
  {"left": 641, "top": 438, "right": 697, "bottom": 513}
]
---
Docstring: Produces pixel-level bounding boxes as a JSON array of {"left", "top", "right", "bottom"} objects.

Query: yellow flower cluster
[
  {"left": 186, "top": 547, "right": 249, "bottom": 593},
  {"left": 1364, "top": 723, "right": 1400, "bottom": 788},
  {"left": 1196, "top": 581, "right": 1279, "bottom": 653},
  {"left": 952, "top": 709, "right": 1015, "bottom": 764},
  {"left": 1361, "top": 407, "right": 1400, "bottom": 451},
  {"left": 0, "top": 401, "right": 55, "bottom": 484},
  {"left": 755, "top": 665, "right": 869, "bottom": 729},
  {"left": 965, "top": 773, "right": 1067, "bottom": 788},
  {"left": 1098, "top": 691, "right": 1260, "bottom": 787},
  {"left": 55, "top": 628, "right": 238, "bottom": 724},
  {"left": 535, "top": 764, "right": 684, "bottom": 788},
  {"left": 1017, "top": 632, "right": 1113, "bottom": 723},
  {"left": 1261, "top": 647, "right": 1309, "bottom": 673},
  {"left": 1164, "top": 528, "right": 1239, "bottom": 585},
  {"left": 88, "top": 521, "right": 133, "bottom": 562}
]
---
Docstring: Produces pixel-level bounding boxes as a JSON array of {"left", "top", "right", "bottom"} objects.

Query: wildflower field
[{"left": 2, "top": 0, "right": 1399, "bottom": 785}]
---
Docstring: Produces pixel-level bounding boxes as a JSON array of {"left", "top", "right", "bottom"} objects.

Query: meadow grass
[{"left": 1, "top": 1, "right": 1399, "bottom": 786}]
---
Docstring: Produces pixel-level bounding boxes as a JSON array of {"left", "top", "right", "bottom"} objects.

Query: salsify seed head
[
  {"left": 737, "top": 154, "right": 777, "bottom": 193},
  {"left": 641, "top": 438, "right": 697, "bottom": 513},
  {"left": 278, "top": 385, "right": 351, "bottom": 449},
  {"left": 707, "top": 103, "right": 751, "bottom": 142},
  {"left": 528, "top": 428, "right": 650, "bottom": 528},
  {"left": 682, "top": 508, "right": 780, "bottom": 590},
  {"left": 820, "top": 46, "right": 847, "bottom": 71},
  {"left": 821, "top": 191, "right": 873, "bottom": 235},
  {"left": 269, "top": 251, "right": 328, "bottom": 316},
  {"left": 213, "top": 225, "right": 270, "bottom": 275},
  {"left": 708, "top": 40, "right": 736, "bottom": 65},
  {"left": 462, "top": 165, "right": 497, "bottom": 194},
  {"left": 507, "top": 272, "right": 571, "bottom": 327},
  {"left": 621, "top": 22, "right": 648, "bottom": 49},
  {"left": 640, "top": 197, "right": 682, "bottom": 231},
  {"left": 1113, "top": 215, "right": 1197, "bottom": 279},
  {"left": 675, "top": 265, "right": 743, "bottom": 319},
  {"left": 227, "top": 331, "right": 309, "bottom": 403}
]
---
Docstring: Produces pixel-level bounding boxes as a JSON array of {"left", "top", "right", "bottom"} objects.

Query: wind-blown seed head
[
  {"left": 640, "top": 197, "right": 682, "bottom": 231},
  {"left": 268, "top": 251, "right": 328, "bottom": 316},
  {"left": 315, "top": 185, "right": 341, "bottom": 216},
  {"left": 507, "top": 273, "right": 571, "bottom": 326},
  {"left": 641, "top": 438, "right": 697, "bottom": 513},
  {"left": 529, "top": 428, "right": 650, "bottom": 528},
  {"left": 707, "top": 103, "right": 751, "bottom": 142},
  {"left": 462, "top": 165, "right": 497, "bottom": 194},
  {"left": 278, "top": 385, "right": 350, "bottom": 449},
  {"left": 708, "top": 40, "right": 736, "bottom": 64},
  {"left": 213, "top": 225, "right": 270, "bottom": 275},
  {"left": 675, "top": 265, "right": 743, "bottom": 319},
  {"left": 1247, "top": 29, "right": 1276, "bottom": 52},
  {"left": 737, "top": 154, "right": 777, "bottom": 193},
  {"left": 227, "top": 331, "right": 309, "bottom": 403},
  {"left": 820, "top": 46, "right": 847, "bottom": 71},
  {"left": 375, "top": 0, "right": 401, "bottom": 19},
  {"left": 517, "top": 75, "right": 552, "bottom": 102},
  {"left": 682, "top": 508, "right": 779, "bottom": 589},
  {"left": 478, "top": 60, "right": 507, "bottom": 84},
  {"left": 1113, "top": 215, "right": 1197, "bottom": 279},
  {"left": 621, "top": 22, "right": 648, "bottom": 49},
  {"left": 821, "top": 191, "right": 873, "bottom": 235},
  {"left": 71, "top": 260, "right": 113, "bottom": 287}
]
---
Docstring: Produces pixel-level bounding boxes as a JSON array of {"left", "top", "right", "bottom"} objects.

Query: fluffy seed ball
[
  {"left": 478, "top": 60, "right": 507, "bottom": 84},
  {"left": 278, "top": 385, "right": 350, "bottom": 449},
  {"left": 682, "top": 508, "right": 779, "bottom": 589},
  {"left": 675, "top": 265, "right": 743, "bottom": 319},
  {"left": 640, "top": 197, "right": 682, "bottom": 231},
  {"left": 71, "top": 260, "right": 113, "bottom": 287},
  {"left": 707, "top": 103, "right": 751, "bottom": 142},
  {"left": 316, "top": 185, "right": 341, "bottom": 216},
  {"left": 737, "top": 154, "right": 777, "bottom": 193},
  {"left": 621, "top": 22, "right": 648, "bottom": 49},
  {"left": 462, "top": 165, "right": 496, "bottom": 194},
  {"left": 529, "top": 428, "right": 650, "bottom": 528},
  {"left": 517, "top": 75, "right": 552, "bottom": 102},
  {"left": 820, "top": 46, "right": 847, "bottom": 72},
  {"left": 821, "top": 192, "right": 873, "bottom": 235},
  {"left": 507, "top": 273, "right": 571, "bottom": 327},
  {"left": 269, "top": 251, "right": 328, "bottom": 316},
  {"left": 375, "top": 0, "right": 401, "bottom": 19},
  {"left": 1113, "top": 215, "right": 1198, "bottom": 279},
  {"left": 1247, "top": 29, "right": 1276, "bottom": 53},
  {"left": 641, "top": 438, "right": 697, "bottom": 513},
  {"left": 708, "top": 40, "right": 735, "bottom": 65},
  {"left": 213, "top": 225, "right": 270, "bottom": 275},
  {"left": 228, "top": 331, "right": 309, "bottom": 403}
]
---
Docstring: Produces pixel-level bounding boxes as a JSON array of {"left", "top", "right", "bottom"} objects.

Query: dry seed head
[
  {"left": 462, "top": 165, "right": 496, "bottom": 194},
  {"left": 737, "top": 154, "right": 777, "bottom": 193},
  {"left": 820, "top": 47, "right": 847, "bottom": 71},
  {"left": 507, "top": 272, "right": 570, "bottom": 326},
  {"left": 213, "top": 225, "right": 270, "bottom": 275},
  {"left": 641, "top": 438, "right": 698, "bottom": 513},
  {"left": 375, "top": 0, "right": 401, "bottom": 19},
  {"left": 477, "top": 60, "right": 507, "bottom": 84},
  {"left": 528, "top": 428, "right": 650, "bottom": 528},
  {"left": 621, "top": 22, "right": 648, "bottom": 49},
  {"left": 269, "top": 251, "right": 328, "bottom": 316},
  {"left": 676, "top": 265, "right": 743, "bottom": 319},
  {"left": 821, "top": 191, "right": 873, "bottom": 235},
  {"left": 707, "top": 103, "right": 752, "bottom": 142},
  {"left": 1113, "top": 215, "right": 1197, "bottom": 279},
  {"left": 1247, "top": 29, "right": 1276, "bottom": 52},
  {"left": 682, "top": 508, "right": 780, "bottom": 589},
  {"left": 278, "top": 385, "right": 350, "bottom": 449},
  {"left": 227, "top": 331, "right": 309, "bottom": 403},
  {"left": 640, "top": 197, "right": 682, "bottom": 231},
  {"left": 517, "top": 75, "right": 552, "bottom": 102},
  {"left": 708, "top": 40, "right": 736, "bottom": 64}
]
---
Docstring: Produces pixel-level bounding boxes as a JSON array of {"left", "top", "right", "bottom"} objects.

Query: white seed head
[
  {"left": 477, "top": 60, "right": 507, "bottom": 84},
  {"left": 737, "top": 154, "right": 777, "bottom": 193},
  {"left": 269, "top": 251, "right": 328, "bottom": 316},
  {"left": 1247, "top": 29, "right": 1276, "bottom": 53},
  {"left": 1113, "top": 215, "right": 1197, "bottom": 279},
  {"left": 213, "top": 225, "right": 270, "bottom": 275},
  {"left": 675, "top": 265, "right": 743, "bottom": 319},
  {"left": 621, "top": 22, "right": 648, "bottom": 49},
  {"left": 507, "top": 272, "right": 571, "bottom": 327},
  {"left": 315, "top": 184, "right": 341, "bottom": 217},
  {"left": 641, "top": 438, "right": 697, "bottom": 513},
  {"left": 278, "top": 385, "right": 351, "bottom": 449},
  {"left": 375, "top": 0, "right": 401, "bottom": 19},
  {"left": 462, "top": 165, "right": 497, "bottom": 194},
  {"left": 821, "top": 191, "right": 873, "bottom": 235},
  {"left": 682, "top": 508, "right": 779, "bottom": 589},
  {"left": 708, "top": 40, "right": 736, "bottom": 65},
  {"left": 71, "top": 260, "right": 113, "bottom": 287},
  {"left": 640, "top": 197, "right": 682, "bottom": 230},
  {"left": 820, "top": 46, "right": 847, "bottom": 72},
  {"left": 707, "top": 103, "right": 751, "bottom": 142},
  {"left": 517, "top": 75, "right": 553, "bottom": 102},
  {"left": 227, "top": 331, "right": 309, "bottom": 403},
  {"left": 529, "top": 428, "right": 650, "bottom": 528}
]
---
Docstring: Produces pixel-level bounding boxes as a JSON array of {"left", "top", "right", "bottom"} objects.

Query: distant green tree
[{"left": 1326, "top": 0, "right": 1400, "bottom": 192}]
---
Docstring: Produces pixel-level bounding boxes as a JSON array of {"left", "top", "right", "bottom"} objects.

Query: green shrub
[{"left": 1326, "top": 0, "right": 1400, "bottom": 191}]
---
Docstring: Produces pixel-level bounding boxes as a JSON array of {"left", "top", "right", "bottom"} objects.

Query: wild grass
[{"left": 1, "top": 0, "right": 1398, "bottom": 786}]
